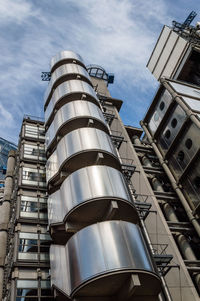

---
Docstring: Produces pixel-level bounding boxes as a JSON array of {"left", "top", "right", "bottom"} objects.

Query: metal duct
[
  {"left": 45, "top": 80, "right": 99, "bottom": 123},
  {"left": 48, "top": 165, "right": 138, "bottom": 227},
  {"left": 50, "top": 221, "right": 161, "bottom": 299},
  {"left": 46, "top": 127, "right": 120, "bottom": 186},
  {"left": 44, "top": 63, "right": 92, "bottom": 105},
  {"left": 50, "top": 51, "right": 84, "bottom": 71},
  {"left": 46, "top": 100, "right": 108, "bottom": 151}
]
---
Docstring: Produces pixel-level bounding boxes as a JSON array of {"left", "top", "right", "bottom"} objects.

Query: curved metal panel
[
  {"left": 50, "top": 221, "right": 161, "bottom": 298},
  {"left": 44, "top": 64, "right": 91, "bottom": 105},
  {"left": 51, "top": 51, "right": 84, "bottom": 70},
  {"left": 46, "top": 151, "right": 59, "bottom": 183},
  {"left": 46, "top": 128, "right": 118, "bottom": 183},
  {"left": 45, "top": 80, "right": 99, "bottom": 123},
  {"left": 50, "top": 245, "right": 71, "bottom": 297},
  {"left": 46, "top": 101, "right": 107, "bottom": 149},
  {"left": 48, "top": 165, "right": 138, "bottom": 226}
]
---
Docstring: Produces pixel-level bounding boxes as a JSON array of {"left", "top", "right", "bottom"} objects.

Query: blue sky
[{"left": 0, "top": 0, "right": 199, "bottom": 143}]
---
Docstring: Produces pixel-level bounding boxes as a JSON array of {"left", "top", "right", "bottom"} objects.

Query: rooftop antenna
[{"left": 172, "top": 11, "right": 197, "bottom": 31}]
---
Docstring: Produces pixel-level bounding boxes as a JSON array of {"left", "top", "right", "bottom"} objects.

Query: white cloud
[
  {"left": 0, "top": 0, "right": 42, "bottom": 24},
  {"left": 0, "top": 104, "right": 14, "bottom": 126},
  {"left": 0, "top": 0, "right": 197, "bottom": 141}
]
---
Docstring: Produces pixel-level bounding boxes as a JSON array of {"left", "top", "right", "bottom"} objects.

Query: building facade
[{"left": 1, "top": 18, "right": 200, "bottom": 301}]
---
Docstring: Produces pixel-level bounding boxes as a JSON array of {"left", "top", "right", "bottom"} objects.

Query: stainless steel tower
[{"left": 45, "top": 51, "right": 161, "bottom": 301}]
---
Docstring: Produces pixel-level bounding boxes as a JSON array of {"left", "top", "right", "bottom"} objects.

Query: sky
[{"left": 0, "top": 0, "right": 199, "bottom": 144}]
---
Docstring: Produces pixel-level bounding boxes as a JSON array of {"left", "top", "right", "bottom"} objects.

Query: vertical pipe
[
  {"left": 0, "top": 150, "right": 15, "bottom": 300},
  {"left": 140, "top": 219, "right": 173, "bottom": 301},
  {"left": 132, "top": 135, "right": 142, "bottom": 146},
  {"left": 141, "top": 121, "right": 200, "bottom": 237}
]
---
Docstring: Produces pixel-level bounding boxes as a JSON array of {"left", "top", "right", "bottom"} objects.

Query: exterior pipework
[
  {"left": 141, "top": 120, "right": 200, "bottom": 237},
  {"left": 46, "top": 127, "right": 120, "bottom": 187},
  {"left": 46, "top": 51, "right": 161, "bottom": 299},
  {"left": 50, "top": 221, "right": 161, "bottom": 299},
  {"left": 44, "top": 63, "right": 92, "bottom": 106},
  {"left": 45, "top": 80, "right": 99, "bottom": 125},
  {"left": 48, "top": 165, "right": 139, "bottom": 227},
  {"left": 151, "top": 175, "right": 200, "bottom": 290},
  {"left": 46, "top": 100, "right": 108, "bottom": 151},
  {"left": 50, "top": 50, "right": 85, "bottom": 72},
  {"left": 0, "top": 150, "right": 15, "bottom": 300}
]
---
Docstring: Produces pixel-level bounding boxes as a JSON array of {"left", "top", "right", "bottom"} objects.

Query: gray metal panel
[
  {"left": 46, "top": 101, "right": 107, "bottom": 149},
  {"left": 147, "top": 25, "right": 189, "bottom": 81},
  {"left": 162, "top": 37, "right": 188, "bottom": 78},
  {"left": 182, "top": 97, "right": 200, "bottom": 112},
  {"left": 170, "top": 81, "right": 200, "bottom": 99},
  {"left": 50, "top": 221, "right": 159, "bottom": 297},
  {"left": 50, "top": 245, "right": 71, "bottom": 297},
  {"left": 168, "top": 123, "right": 200, "bottom": 179},
  {"left": 46, "top": 151, "right": 59, "bottom": 183},
  {"left": 148, "top": 89, "right": 172, "bottom": 135},
  {"left": 158, "top": 105, "right": 187, "bottom": 154},
  {"left": 48, "top": 165, "right": 133, "bottom": 225},
  {"left": 51, "top": 51, "right": 84, "bottom": 70},
  {"left": 45, "top": 80, "right": 99, "bottom": 122},
  {"left": 147, "top": 26, "right": 171, "bottom": 73},
  {"left": 182, "top": 160, "right": 200, "bottom": 211},
  {"left": 154, "top": 31, "right": 179, "bottom": 80},
  {"left": 46, "top": 128, "right": 117, "bottom": 183},
  {"left": 44, "top": 64, "right": 91, "bottom": 104}
]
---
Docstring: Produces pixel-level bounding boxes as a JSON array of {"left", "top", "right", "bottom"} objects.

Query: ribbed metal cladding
[
  {"left": 46, "top": 100, "right": 108, "bottom": 152},
  {"left": 50, "top": 221, "right": 161, "bottom": 298},
  {"left": 46, "top": 51, "right": 161, "bottom": 299},
  {"left": 44, "top": 80, "right": 99, "bottom": 125},
  {"left": 44, "top": 63, "right": 92, "bottom": 108}
]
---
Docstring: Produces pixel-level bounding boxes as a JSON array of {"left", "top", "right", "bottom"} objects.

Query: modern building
[{"left": 1, "top": 14, "right": 200, "bottom": 301}]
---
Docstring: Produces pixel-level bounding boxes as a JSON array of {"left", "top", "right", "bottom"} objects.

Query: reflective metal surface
[
  {"left": 148, "top": 89, "right": 172, "bottom": 135},
  {"left": 46, "top": 128, "right": 118, "bottom": 183},
  {"left": 51, "top": 51, "right": 84, "bottom": 70},
  {"left": 170, "top": 81, "right": 200, "bottom": 100},
  {"left": 182, "top": 159, "right": 200, "bottom": 211},
  {"left": 157, "top": 104, "right": 187, "bottom": 154},
  {"left": 168, "top": 123, "right": 200, "bottom": 179},
  {"left": 44, "top": 64, "right": 91, "bottom": 105},
  {"left": 48, "top": 165, "right": 138, "bottom": 225},
  {"left": 50, "top": 221, "right": 161, "bottom": 298},
  {"left": 45, "top": 80, "right": 99, "bottom": 123},
  {"left": 46, "top": 101, "right": 107, "bottom": 149},
  {"left": 147, "top": 25, "right": 188, "bottom": 80},
  {"left": 182, "top": 96, "right": 200, "bottom": 112},
  {"left": 46, "top": 151, "right": 59, "bottom": 183}
]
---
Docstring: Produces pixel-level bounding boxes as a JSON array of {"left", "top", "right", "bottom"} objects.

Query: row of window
[
  {"left": 18, "top": 231, "right": 51, "bottom": 262},
  {"left": 20, "top": 196, "right": 47, "bottom": 220},
  {"left": 22, "top": 167, "right": 46, "bottom": 187},
  {"left": 16, "top": 279, "right": 53, "bottom": 300},
  {"left": 23, "top": 144, "right": 46, "bottom": 162},
  {"left": 24, "top": 125, "right": 45, "bottom": 140}
]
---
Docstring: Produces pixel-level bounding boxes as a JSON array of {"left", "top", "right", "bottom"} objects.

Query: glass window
[
  {"left": 24, "top": 144, "right": 46, "bottom": 161},
  {"left": 24, "top": 125, "right": 45, "bottom": 140},
  {"left": 20, "top": 196, "right": 47, "bottom": 220},
  {"left": 18, "top": 232, "right": 51, "bottom": 262},
  {"left": 22, "top": 167, "right": 46, "bottom": 187},
  {"left": 16, "top": 279, "right": 53, "bottom": 300}
]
